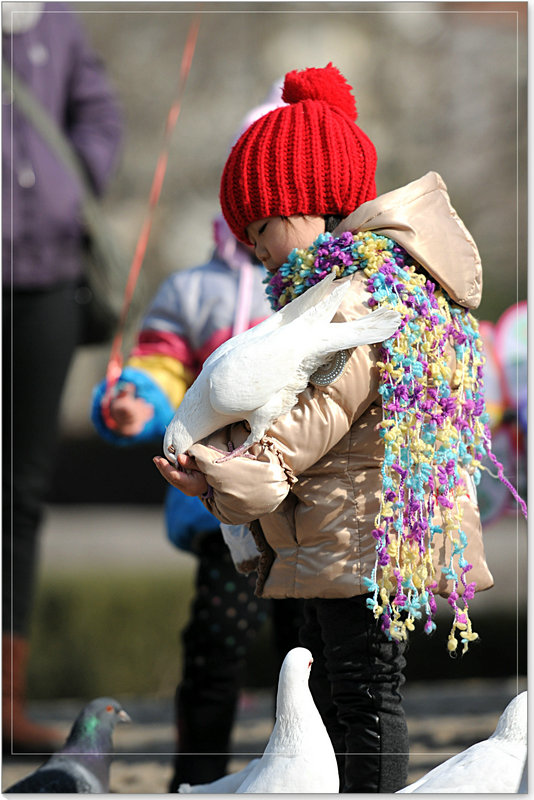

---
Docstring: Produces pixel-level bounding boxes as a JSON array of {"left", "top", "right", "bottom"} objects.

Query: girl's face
[{"left": 246, "top": 215, "right": 326, "bottom": 273}]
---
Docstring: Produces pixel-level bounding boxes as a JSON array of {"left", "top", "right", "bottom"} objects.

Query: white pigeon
[
  {"left": 178, "top": 647, "right": 339, "bottom": 793},
  {"left": 397, "top": 691, "right": 527, "bottom": 793},
  {"left": 163, "top": 272, "right": 400, "bottom": 463}
]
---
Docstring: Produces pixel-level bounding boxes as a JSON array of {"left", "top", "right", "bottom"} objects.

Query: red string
[{"left": 101, "top": 15, "right": 201, "bottom": 429}]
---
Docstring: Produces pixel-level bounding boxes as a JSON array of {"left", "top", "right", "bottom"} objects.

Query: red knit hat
[{"left": 220, "top": 63, "right": 377, "bottom": 244}]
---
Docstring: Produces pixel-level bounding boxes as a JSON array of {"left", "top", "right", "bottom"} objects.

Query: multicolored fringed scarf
[{"left": 264, "top": 230, "right": 527, "bottom": 654}]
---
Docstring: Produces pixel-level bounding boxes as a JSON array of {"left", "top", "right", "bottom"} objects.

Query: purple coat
[{"left": 2, "top": 3, "right": 123, "bottom": 288}]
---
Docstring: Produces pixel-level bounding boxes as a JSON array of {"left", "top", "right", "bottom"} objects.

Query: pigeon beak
[
  {"left": 118, "top": 709, "right": 132, "bottom": 724},
  {"left": 163, "top": 427, "right": 179, "bottom": 466}
]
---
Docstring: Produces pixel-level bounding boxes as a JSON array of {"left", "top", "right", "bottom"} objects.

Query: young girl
[{"left": 154, "top": 63, "right": 497, "bottom": 793}]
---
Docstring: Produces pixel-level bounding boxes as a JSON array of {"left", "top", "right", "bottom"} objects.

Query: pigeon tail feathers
[{"left": 302, "top": 307, "right": 401, "bottom": 362}]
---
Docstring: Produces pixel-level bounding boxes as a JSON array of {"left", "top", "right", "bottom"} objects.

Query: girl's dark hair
[
  {"left": 280, "top": 213, "right": 343, "bottom": 234},
  {"left": 324, "top": 214, "right": 343, "bottom": 233}
]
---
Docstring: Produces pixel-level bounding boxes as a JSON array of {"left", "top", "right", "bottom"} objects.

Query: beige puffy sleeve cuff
[{"left": 189, "top": 423, "right": 296, "bottom": 525}]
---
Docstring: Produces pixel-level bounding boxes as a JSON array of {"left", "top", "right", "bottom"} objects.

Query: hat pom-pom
[{"left": 282, "top": 62, "right": 357, "bottom": 121}]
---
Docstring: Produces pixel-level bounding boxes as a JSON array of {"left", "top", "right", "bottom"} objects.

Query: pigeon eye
[
  {"left": 308, "top": 660, "right": 313, "bottom": 668},
  {"left": 106, "top": 705, "right": 114, "bottom": 713}
]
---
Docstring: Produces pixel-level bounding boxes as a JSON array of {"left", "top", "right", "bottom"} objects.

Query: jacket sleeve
[
  {"left": 90, "top": 365, "right": 175, "bottom": 445},
  {"left": 189, "top": 424, "right": 298, "bottom": 525},
  {"left": 189, "top": 273, "right": 381, "bottom": 522},
  {"left": 124, "top": 269, "right": 201, "bottom": 407},
  {"left": 91, "top": 270, "right": 201, "bottom": 444}
]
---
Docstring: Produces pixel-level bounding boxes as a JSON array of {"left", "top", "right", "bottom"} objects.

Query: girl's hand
[
  {"left": 108, "top": 384, "right": 154, "bottom": 436},
  {"left": 153, "top": 454, "right": 209, "bottom": 497}
]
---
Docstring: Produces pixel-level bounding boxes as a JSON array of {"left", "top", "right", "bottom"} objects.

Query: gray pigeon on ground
[
  {"left": 163, "top": 272, "right": 401, "bottom": 463},
  {"left": 4, "top": 697, "right": 131, "bottom": 793},
  {"left": 397, "top": 691, "right": 527, "bottom": 793},
  {"left": 178, "top": 647, "right": 339, "bottom": 793}
]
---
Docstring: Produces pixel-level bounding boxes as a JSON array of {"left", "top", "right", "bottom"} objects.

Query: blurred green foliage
[
  {"left": 28, "top": 571, "right": 195, "bottom": 699},
  {"left": 28, "top": 569, "right": 281, "bottom": 700}
]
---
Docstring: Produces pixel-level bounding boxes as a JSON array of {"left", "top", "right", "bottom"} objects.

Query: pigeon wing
[
  {"left": 208, "top": 327, "right": 303, "bottom": 416},
  {"left": 5, "top": 767, "right": 91, "bottom": 793}
]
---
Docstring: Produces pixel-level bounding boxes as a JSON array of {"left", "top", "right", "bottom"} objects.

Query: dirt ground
[{"left": 2, "top": 675, "right": 526, "bottom": 794}]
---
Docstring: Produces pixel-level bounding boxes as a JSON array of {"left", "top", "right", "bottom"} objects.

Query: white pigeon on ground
[
  {"left": 4, "top": 697, "right": 131, "bottom": 793},
  {"left": 178, "top": 647, "right": 339, "bottom": 793},
  {"left": 397, "top": 691, "right": 527, "bottom": 793},
  {"left": 164, "top": 272, "right": 400, "bottom": 463}
]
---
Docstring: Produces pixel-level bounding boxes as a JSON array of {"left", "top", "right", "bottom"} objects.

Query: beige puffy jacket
[{"left": 191, "top": 172, "right": 494, "bottom": 600}]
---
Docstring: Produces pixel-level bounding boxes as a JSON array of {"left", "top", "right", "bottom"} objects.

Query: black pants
[
  {"left": 2, "top": 284, "right": 81, "bottom": 635},
  {"left": 300, "top": 595, "right": 409, "bottom": 793},
  {"left": 170, "top": 531, "right": 304, "bottom": 789}
]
